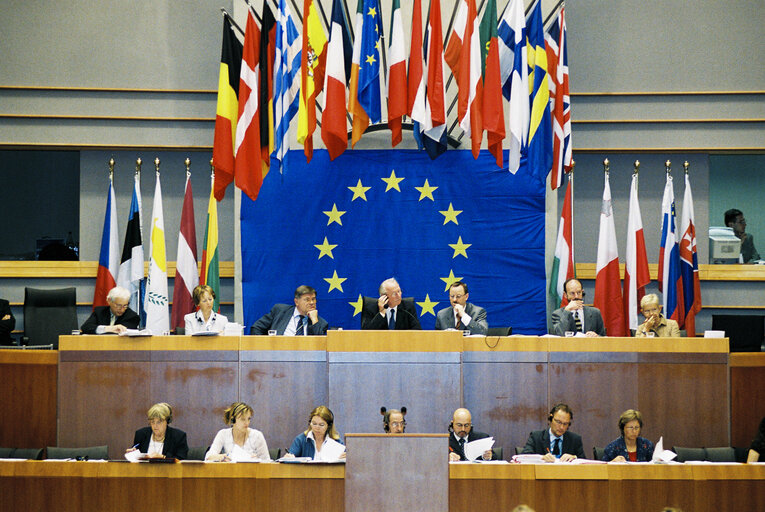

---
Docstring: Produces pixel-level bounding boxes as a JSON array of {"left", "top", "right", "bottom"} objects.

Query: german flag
[
  {"left": 212, "top": 17, "right": 243, "bottom": 201},
  {"left": 259, "top": 4, "right": 277, "bottom": 176}
]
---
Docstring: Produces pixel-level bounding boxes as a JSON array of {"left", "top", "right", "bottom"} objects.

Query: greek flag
[{"left": 271, "top": 0, "right": 301, "bottom": 171}]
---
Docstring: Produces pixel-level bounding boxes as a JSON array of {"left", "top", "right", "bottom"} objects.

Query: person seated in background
[
  {"left": 550, "top": 279, "right": 606, "bottom": 337},
  {"left": 635, "top": 294, "right": 680, "bottom": 338},
  {"left": 448, "top": 408, "right": 496, "bottom": 461},
  {"left": 126, "top": 402, "right": 188, "bottom": 460},
  {"left": 381, "top": 407, "right": 407, "bottom": 434},
  {"left": 80, "top": 286, "right": 140, "bottom": 334},
  {"left": 0, "top": 298, "right": 15, "bottom": 345},
  {"left": 205, "top": 402, "right": 270, "bottom": 461},
  {"left": 184, "top": 285, "right": 227, "bottom": 334},
  {"left": 725, "top": 208, "right": 761, "bottom": 263},
  {"left": 747, "top": 416, "right": 765, "bottom": 463},
  {"left": 250, "top": 285, "right": 328, "bottom": 335},
  {"left": 522, "top": 403, "right": 585, "bottom": 462},
  {"left": 434, "top": 281, "right": 488, "bottom": 335},
  {"left": 602, "top": 409, "right": 654, "bottom": 462},
  {"left": 362, "top": 278, "right": 421, "bottom": 330},
  {"left": 284, "top": 405, "right": 345, "bottom": 460}
]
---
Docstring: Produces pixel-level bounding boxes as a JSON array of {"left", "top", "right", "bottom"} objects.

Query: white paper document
[
  {"left": 119, "top": 329, "right": 152, "bottom": 337},
  {"left": 190, "top": 331, "right": 220, "bottom": 337},
  {"left": 125, "top": 450, "right": 147, "bottom": 462},
  {"left": 651, "top": 436, "right": 677, "bottom": 462},
  {"left": 464, "top": 436, "right": 495, "bottom": 461},
  {"left": 229, "top": 444, "right": 262, "bottom": 462},
  {"left": 315, "top": 438, "right": 346, "bottom": 461}
]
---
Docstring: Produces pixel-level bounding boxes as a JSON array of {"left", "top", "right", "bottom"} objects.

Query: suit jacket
[
  {"left": 250, "top": 303, "right": 328, "bottom": 335},
  {"left": 133, "top": 425, "right": 189, "bottom": 460},
  {"left": 742, "top": 234, "right": 761, "bottom": 263},
  {"left": 635, "top": 315, "right": 681, "bottom": 337},
  {"left": 0, "top": 299, "right": 15, "bottom": 345},
  {"left": 550, "top": 305, "right": 606, "bottom": 336},
  {"left": 602, "top": 435, "right": 654, "bottom": 462},
  {"left": 522, "top": 429, "right": 585, "bottom": 459},
  {"left": 435, "top": 302, "right": 488, "bottom": 335},
  {"left": 448, "top": 430, "right": 497, "bottom": 461},
  {"left": 80, "top": 306, "right": 140, "bottom": 334},
  {"left": 361, "top": 297, "right": 421, "bottom": 330}
]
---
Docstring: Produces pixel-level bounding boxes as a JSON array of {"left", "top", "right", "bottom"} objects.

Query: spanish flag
[{"left": 297, "top": 0, "right": 327, "bottom": 162}]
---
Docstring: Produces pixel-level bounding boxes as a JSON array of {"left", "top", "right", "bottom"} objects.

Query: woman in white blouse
[
  {"left": 205, "top": 402, "right": 270, "bottom": 461},
  {"left": 184, "top": 285, "right": 228, "bottom": 334}
]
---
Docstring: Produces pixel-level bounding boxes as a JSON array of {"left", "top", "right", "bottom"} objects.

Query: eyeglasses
[
  {"left": 453, "top": 422, "right": 471, "bottom": 429},
  {"left": 624, "top": 425, "right": 641, "bottom": 431},
  {"left": 390, "top": 421, "right": 405, "bottom": 427},
  {"left": 552, "top": 418, "right": 571, "bottom": 427},
  {"left": 111, "top": 302, "right": 129, "bottom": 309}
]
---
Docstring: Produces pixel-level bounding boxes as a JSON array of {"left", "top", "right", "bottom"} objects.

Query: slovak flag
[
  {"left": 680, "top": 172, "right": 701, "bottom": 336},
  {"left": 93, "top": 177, "right": 119, "bottom": 308},
  {"left": 658, "top": 173, "right": 685, "bottom": 326}
]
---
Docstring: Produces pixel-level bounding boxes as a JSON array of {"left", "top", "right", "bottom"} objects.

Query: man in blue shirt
[{"left": 522, "top": 403, "right": 585, "bottom": 462}]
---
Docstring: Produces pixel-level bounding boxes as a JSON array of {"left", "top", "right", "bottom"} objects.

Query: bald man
[{"left": 448, "top": 408, "right": 496, "bottom": 461}]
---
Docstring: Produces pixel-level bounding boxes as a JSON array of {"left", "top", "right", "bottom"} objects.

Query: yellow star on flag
[
  {"left": 348, "top": 179, "right": 371, "bottom": 201},
  {"left": 382, "top": 170, "right": 404, "bottom": 192},
  {"left": 323, "top": 204, "right": 346, "bottom": 226},
  {"left": 349, "top": 294, "right": 364, "bottom": 316},
  {"left": 414, "top": 179, "right": 438, "bottom": 201},
  {"left": 367, "top": 7, "right": 376, "bottom": 16},
  {"left": 314, "top": 237, "right": 338, "bottom": 259},
  {"left": 439, "top": 203, "right": 462, "bottom": 225},
  {"left": 324, "top": 270, "right": 347, "bottom": 293},
  {"left": 416, "top": 294, "right": 439, "bottom": 316},
  {"left": 440, "top": 270, "right": 463, "bottom": 291},
  {"left": 365, "top": 54, "right": 376, "bottom": 65},
  {"left": 448, "top": 236, "right": 471, "bottom": 258}
]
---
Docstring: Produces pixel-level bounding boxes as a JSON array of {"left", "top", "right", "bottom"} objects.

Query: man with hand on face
[
  {"left": 362, "top": 278, "right": 421, "bottom": 330},
  {"left": 250, "top": 285, "right": 328, "bottom": 335},
  {"left": 522, "top": 403, "right": 585, "bottom": 462},
  {"left": 635, "top": 294, "right": 680, "bottom": 337},
  {"left": 448, "top": 408, "right": 496, "bottom": 461},
  {"left": 550, "top": 278, "right": 606, "bottom": 337},
  {"left": 435, "top": 281, "right": 488, "bottom": 335}
]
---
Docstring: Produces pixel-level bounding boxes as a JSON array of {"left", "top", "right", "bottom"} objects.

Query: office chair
[
  {"left": 47, "top": 445, "right": 108, "bottom": 460},
  {"left": 23, "top": 287, "right": 78, "bottom": 349},
  {"left": 712, "top": 314, "right": 764, "bottom": 352}
]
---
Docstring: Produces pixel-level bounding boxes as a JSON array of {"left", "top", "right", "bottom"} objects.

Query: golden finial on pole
[
  {"left": 665, "top": 160, "right": 672, "bottom": 175},
  {"left": 136, "top": 157, "right": 142, "bottom": 176},
  {"left": 108, "top": 158, "right": 115, "bottom": 180},
  {"left": 210, "top": 158, "right": 215, "bottom": 178},
  {"left": 185, "top": 158, "right": 191, "bottom": 179},
  {"left": 683, "top": 161, "right": 689, "bottom": 174},
  {"left": 634, "top": 160, "right": 640, "bottom": 174},
  {"left": 154, "top": 157, "right": 160, "bottom": 175},
  {"left": 603, "top": 158, "right": 610, "bottom": 175},
  {"left": 570, "top": 160, "right": 575, "bottom": 175}
]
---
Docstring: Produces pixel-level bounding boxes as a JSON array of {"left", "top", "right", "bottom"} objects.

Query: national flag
[
  {"left": 658, "top": 173, "right": 685, "bottom": 326},
  {"left": 170, "top": 174, "right": 198, "bottom": 331},
  {"left": 549, "top": 175, "right": 575, "bottom": 308},
  {"left": 297, "top": 0, "right": 328, "bottom": 162},
  {"left": 407, "top": 0, "right": 424, "bottom": 149},
  {"left": 545, "top": 6, "right": 572, "bottom": 190},
  {"left": 348, "top": 0, "right": 383, "bottom": 148},
  {"left": 201, "top": 176, "right": 221, "bottom": 313},
  {"left": 212, "top": 17, "right": 243, "bottom": 201},
  {"left": 525, "top": 0, "right": 552, "bottom": 184},
  {"left": 144, "top": 172, "right": 169, "bottom": 334},
  {"left": 497, "top": 0, "right": 528, "bottom": 173},
  {"left": 623, "top": 172, "right": 650, "bottom": 332},
  {"left": 234, "top": 7, "right": 264, "bottom": 201},
  {"left": 594, "top": 172, "right": 626, "bottom": 336},
  {"left": 259, "top": 3, "right": 277, "bottom": 173},
  {"left": 272, "top": 0, "right": 302, "bottom": 171},
  {"left": 680, "top": 173, "right": 701, "bottom": 336},
  {"left": 479, "top": 0, "right": 504, "bottom": 167},
  {"left": 321, "top": 0, "right": 353, "bottom": 160},
  {"left": 117, "top": 172, "right": 144, "bottom": 317},
  {"left": 93, "top": 177, "right": 119, "bottom": 309},
  {"left": 387, "top": 0, "right": 407, "bottom": 147},
  {"left": 444, "top": 0, "right": 482, "bottom": 158}
]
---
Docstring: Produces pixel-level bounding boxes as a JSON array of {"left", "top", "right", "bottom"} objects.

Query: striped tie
[{"left": 574, "top": 311, "right": 582, "bottom": 332}]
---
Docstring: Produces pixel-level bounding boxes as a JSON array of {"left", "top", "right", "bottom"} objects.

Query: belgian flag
[{"left": 212, "top": 17, "right": 243, "bottom": 201}]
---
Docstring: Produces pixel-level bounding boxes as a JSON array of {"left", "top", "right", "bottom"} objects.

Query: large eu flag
[{"left": 241, "top": 149, "right": 546, "bottom": 333}]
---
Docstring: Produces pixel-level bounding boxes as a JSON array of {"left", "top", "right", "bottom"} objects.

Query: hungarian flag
[
  {"left": 658, "top": 173, "right": 684, "bottom": 326},
  {"left": 93, "top": 178, "right": 119, "bottom": 308},
  {"left": 387, "top": 0, "right": 407, "bottom": 147},
  {"left": 297, "top": 0, "right": 327, "bottom": 162},
  {"left": 117, "top": 171, "right": 144, "bottom": 317},
  {"left": 549, "top": 175, "right": 574, "bottom": 308},
  {"left": 145, "top": 171, "right": 169, "bottom": 335},
  {"left": 259, "top": 3, "right": 277, "bottom": 174},
  {"left": 594, "top": 172, "right": 626, "bottom": 336},
  {"left": 479, "top": 0, "right": 505, "bottom": 167},
  {"left": 212, "top": 17, "right": 243, "bottom": 201},
  {"left": 623, "top": 172, "right": 650, "bottom": 331},
  {"left": 321, "top": 0, "right": 352, "bottom": 160},
  {"left": 234, "top": 7, "right": 263, "bottom": 201},
  {"left": 201, "top": 176, "right": 221, "bottom": 313},
  {"left": 680, "top": 173, "right": 701, "bottom": 336},
  {"left": 545, "top": 6, "right": 572, "bottom": 190},
  {"left": 171, "top": 174, "right": 198, "bottom": 330}
]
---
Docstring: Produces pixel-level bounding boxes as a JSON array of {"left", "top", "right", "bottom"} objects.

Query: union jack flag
[{"left": 545, "top": 6, "right": 572, "bottom": 190}]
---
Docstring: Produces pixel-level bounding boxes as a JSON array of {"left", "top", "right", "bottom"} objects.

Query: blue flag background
[{"left": 242, "top": 149, "right": 546, "bottom": 333}]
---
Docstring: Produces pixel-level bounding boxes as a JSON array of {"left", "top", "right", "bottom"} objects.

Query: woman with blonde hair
[
  {"left": 284, "top": 405, "right": 344, "bottom": 460},
  {"left": 126, "top": 402, "right": 188, "bottom": 460},
  {"left": 205, "top": 402, "right": 269, "bottom": 461},
  {"left": 184, "top": 285, "right": 228, "bottom": 334}
]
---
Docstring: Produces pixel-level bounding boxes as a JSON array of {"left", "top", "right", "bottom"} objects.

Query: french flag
[
  {"left": 321, "top": 0, "right": 352, "bottom": 160},
  {"left": 658, "top": 173, "right": 685, "bottom": 326},
  {"left": 93, "top": 179, "right": 119, "bottom": 308}
]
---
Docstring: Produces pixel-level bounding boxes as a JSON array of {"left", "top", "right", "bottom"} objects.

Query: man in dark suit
[
  {"left": 0, "top": 298, "right": 15, "bottom": 345},
  {"left": 522, "top": 403, "right": 585, "bottom": 462},
  {"left": 435, "top": 281, "right": 488, "bottom": 335},
  {"left": 80, "top": 286, "right": 140, "bottom": 334},
  {"left": 361, "top": 278, "right": 421, "bottom": 330},
  {"left": 250, "top": 285, "right": 328, "bottom": 335},
  {"left": 550, "top": 278, "right": 606, "bottom": 337},
  {"left": 448, "top": 408, "right": 496, "bottom": 461}
]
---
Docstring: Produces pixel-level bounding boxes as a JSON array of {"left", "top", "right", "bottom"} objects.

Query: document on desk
[
  {"left": 316, "top": 438, "right": 346, "bottom": 461},
  {"left": 464, "top": 437, "right": 494, "bottom": 461},
  {"left": 119, "top": 329, "right": 153, "bottom": 337},
  {"left": 651, "top": 436, "right": 677, "bottom": 462},
  {"left": 191, "top": 331, "right": 220, "bottom": 336},
  {"left": 125, "top": 450, "right": 147, "bottom": 462},
  {"left": 229, "top": 444, "right": 262, "bottom": 462}
]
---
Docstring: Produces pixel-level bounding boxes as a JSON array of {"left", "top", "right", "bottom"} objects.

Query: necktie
[
  {"left": 295, "top": 315, "right": 305, "bottom": 335},
  {"left": 455, "top": 315, "right": 461, "bottom": 329},
  {"left": 110, "top": 314, "right": 116, "bottom": 326},
  {"left": 388, "top": 309, "right": 395, "bottom": 330},
  {"left": 458, "top": 438, "right": 466, "bottom": 457},
  {"left": 574, "top": 311, "right": 583, "bottom": 332},
  {"left": 553, "top": 438, "right": 561, "bottom": 456}
]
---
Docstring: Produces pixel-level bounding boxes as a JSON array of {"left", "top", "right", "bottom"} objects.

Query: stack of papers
[{"left": 119, "top": 329, "right": 152, "bottom": 337}]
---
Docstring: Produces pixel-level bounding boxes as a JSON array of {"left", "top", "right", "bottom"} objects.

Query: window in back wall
[{"left": 0, "top": 150, "right": 80, "bottom": 260}]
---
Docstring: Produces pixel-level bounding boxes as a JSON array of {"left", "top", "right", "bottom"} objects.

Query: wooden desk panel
[{"left": 730, "top": 353, "right": 765, "bottom": 447}]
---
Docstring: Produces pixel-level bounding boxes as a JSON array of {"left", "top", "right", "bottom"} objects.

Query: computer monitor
[{"left": 708, "top": 226, "right": 741, "bottom": 264}]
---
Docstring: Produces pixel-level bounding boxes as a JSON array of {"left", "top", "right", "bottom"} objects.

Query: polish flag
[{"left": 623, "top": 172, "right": 650, "bottom": 331}]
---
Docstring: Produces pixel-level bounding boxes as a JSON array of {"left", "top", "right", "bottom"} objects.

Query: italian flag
[{"left": 387, "top": 0, "right": 407, "bottom": 147}]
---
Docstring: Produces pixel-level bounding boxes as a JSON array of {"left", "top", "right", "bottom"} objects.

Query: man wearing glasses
[
  {"left": 725, "top": 208, "right": 761, "bottom": 263},
  {"left": 435, "top": 281, "right": 488, "bottom": 335},
  {"left": 550, "top": 278, "right": 606, "bottom": 337},
  {"left": 81, "top": 286, "right": 140, "bottom": 334},
  {"left": 522, "top": 403, "right": 585, "bottom": 462},
  {"left": 448, "top": 408, "right": 496, "bottom": 461}
]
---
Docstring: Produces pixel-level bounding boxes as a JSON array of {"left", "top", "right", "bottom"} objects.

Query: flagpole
[
  {"left": 108, "top": 157, "right": 114, "bottom": 183},
  {"left": 376, "top": 0, "right": 388, "bottom": 85},
  {"left": 341, "top": 0, "right": 354, "bottom": 42},
  {"left": 220, "top": 8, "right": 246, "bottom": 37},
  {"left": 569, "top": 159, "right": 575, "bottom": 277}
]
